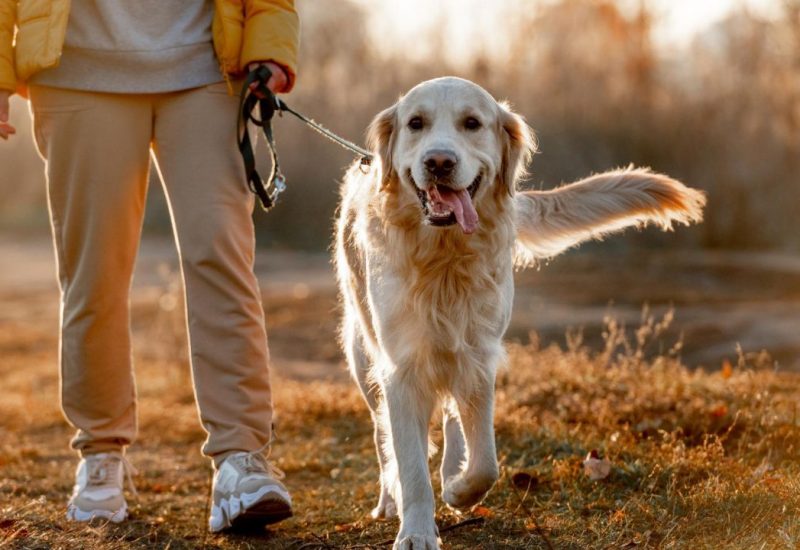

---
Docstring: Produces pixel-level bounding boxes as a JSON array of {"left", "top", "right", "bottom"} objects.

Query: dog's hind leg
[
  {"left": 343, "top": 317, "right": 398, "bottom": 519},
  {"left": 369, "top": 418, "right": 398, "bottom": 519},
  {"left": 442, "top": 372, "right": 499, "bottom": 511},
  {"left": 440, "top": 398, "right": 466, "bottom": 496}
]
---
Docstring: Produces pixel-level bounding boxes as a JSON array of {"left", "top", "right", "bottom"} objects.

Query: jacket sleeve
[
  {"left": 0, "top": 0, "right": 16, "bottom": 93},
  {"left": 242, "top": 0, "right": 299, "bottom": 92}
]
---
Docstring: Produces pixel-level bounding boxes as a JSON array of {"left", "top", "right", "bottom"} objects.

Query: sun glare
[
  {"left": 351, "top": 0, "right": 784, "bottom": 64},
  {"left": 652, "top": 0, "right": 782, "bottom": 46},
  {"left": 350, "top": 0, "right": 503, "bottom": 64}
]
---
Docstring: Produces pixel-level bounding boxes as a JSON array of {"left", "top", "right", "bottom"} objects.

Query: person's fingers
[
  {"left": 265, "top": 66, "right": 288, "bottom": 94},
  {"left": 249, "top": 87, "right": 266, "bottom": 100},
  {"left": 245, "top": 61, "right": 287, "bottom": 96},
  {"left": 0, "top": 94, "right": 15, "bottom": 140},
  {"left": 0, "top": 125, "right": 16, "bottom": 140},
  {"left": 266, "top": 76, "right": 282, "bottom": 94},
  {"left": 246, "top": 78, "right": 264, "bottom": 99}
]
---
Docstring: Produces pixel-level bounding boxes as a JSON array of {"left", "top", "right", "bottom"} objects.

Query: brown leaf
[
  {"left": 473, "top": 506, "right": 494, "bottom": 518},
  {"left": 583, "top": 452, "right": 612, "bottom": 481}
]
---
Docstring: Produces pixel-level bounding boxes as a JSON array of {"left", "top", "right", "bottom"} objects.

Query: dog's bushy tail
[{"left": 514, "top": 166, "right": 706, "bottom": 267}]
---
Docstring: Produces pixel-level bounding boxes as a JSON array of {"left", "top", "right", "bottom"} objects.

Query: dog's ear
[
  {"left": 498, "top": 102, "right": 536, "bottom": 196},
  {"left": 367, "top": 103, "right": 398, "bottom": 187}
]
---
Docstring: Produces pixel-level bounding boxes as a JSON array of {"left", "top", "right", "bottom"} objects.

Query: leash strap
[
  {"left": 237, "top": 66, "right": 374, "bottom": 212},
  {"left": 277, "top": 102, "right": 374, "bottom": 164},
  {"left": 237, "top": 66, "right": 283, "bottom": 211}
]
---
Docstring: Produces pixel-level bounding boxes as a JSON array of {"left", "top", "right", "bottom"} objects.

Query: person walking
[{"left": 0, "top": 0, "right": 299, "bottom": 532}]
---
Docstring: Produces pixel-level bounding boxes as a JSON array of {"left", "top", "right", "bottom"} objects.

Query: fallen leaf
[
  {"left": 473, "top": 506, "right": 494, "bottom": 518},
  {"left": 583, "top": 451, "right": 612, "bottom": 481}
]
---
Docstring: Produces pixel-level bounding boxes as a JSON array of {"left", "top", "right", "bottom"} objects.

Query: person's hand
[
  {"left": 0, "top": 90, "right": 16, "bottom": 141},
  {"left": 247, "top": 61, "right": 289, "bottom": 99}
]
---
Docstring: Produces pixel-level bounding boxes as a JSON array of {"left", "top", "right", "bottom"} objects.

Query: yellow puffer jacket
[{"left": 0, "top": 0, "right": 299, "bottom": 94}]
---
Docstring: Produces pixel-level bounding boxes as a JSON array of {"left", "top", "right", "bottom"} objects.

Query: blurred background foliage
[{"left": 2, "top": 0, "right": 799, "bottom": 251}]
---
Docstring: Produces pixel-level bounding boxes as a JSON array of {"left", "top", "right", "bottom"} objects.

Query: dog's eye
[
  {"left": 464, "top": 117, "right": 482, "bottom": 131},
  {"left": 408, "top": 117, "right": 424, "bottom": 131}
]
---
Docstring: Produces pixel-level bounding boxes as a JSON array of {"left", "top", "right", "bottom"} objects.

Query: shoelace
[
  {"left": 238, "top": 437, "right": 285, "bottom": 480},
  {"left": 86, "top": 453, "right": 139, "bottom": 498}
]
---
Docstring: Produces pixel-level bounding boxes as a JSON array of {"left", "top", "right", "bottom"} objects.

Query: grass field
[{"left": 1, "top": 242, "right": 800, "bottom": 549}]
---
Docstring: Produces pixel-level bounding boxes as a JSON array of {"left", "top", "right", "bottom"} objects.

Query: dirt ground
[
  {"left": 3, "top": 235, "right": 800, "bottom": 374},
  {"left": 1, "top": 235, "right": 799, "bottom": 549}
]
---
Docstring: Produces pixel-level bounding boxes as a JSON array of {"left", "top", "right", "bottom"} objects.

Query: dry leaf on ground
[{"left": 583, "top": 450, "right": 612, "bottom": 481}]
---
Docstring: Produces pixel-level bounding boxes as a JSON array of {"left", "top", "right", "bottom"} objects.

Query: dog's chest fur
[{"left": 366, "top": 205, "right": 515, "bottom": 390}]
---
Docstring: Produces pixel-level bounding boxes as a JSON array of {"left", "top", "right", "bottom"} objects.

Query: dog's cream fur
[{"left": 334, "top": 77, "right": 705, "bottom": 550}]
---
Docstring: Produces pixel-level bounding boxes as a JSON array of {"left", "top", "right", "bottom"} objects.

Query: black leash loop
[
  {"left": 237, "top": 66, "right": 374, "bottom": 212},
  {"left": 237, "top": 66, "right": 283, "bottom": 211}
]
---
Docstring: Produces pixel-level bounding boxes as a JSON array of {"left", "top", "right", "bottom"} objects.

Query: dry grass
[{"left": 1, "top": 292, "right": 799, "bottom": 549}]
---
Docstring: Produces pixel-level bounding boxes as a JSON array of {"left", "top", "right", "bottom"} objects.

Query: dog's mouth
[{"left": 414, "top": 173, "right": 482, "bottom": 234}]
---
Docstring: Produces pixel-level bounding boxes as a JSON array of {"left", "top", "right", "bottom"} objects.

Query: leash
[{"left": 237, "top": 66, "right": 374, "bottom": 211}]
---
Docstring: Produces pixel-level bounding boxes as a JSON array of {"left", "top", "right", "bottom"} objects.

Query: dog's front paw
[
  {"left": 393, "top": 534, "right": 441, "bottom": 550},
  {"left": 393, "top": 518, "right": 440, "bottom": 550},
  {"left": 443, "top": 470, "right": 497, "bottom": 510}
]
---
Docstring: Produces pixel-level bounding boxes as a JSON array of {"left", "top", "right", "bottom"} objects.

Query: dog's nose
[{"left": 423, "top": 150, "right": 457, "bottom": 178}]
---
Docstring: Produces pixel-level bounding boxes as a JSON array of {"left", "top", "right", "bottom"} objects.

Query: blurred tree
[{"left": 2, "top": 0, "right": 799, "bottom": 252}]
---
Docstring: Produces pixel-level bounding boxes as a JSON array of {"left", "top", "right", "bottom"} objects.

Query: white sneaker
[
  {"left": 66, "top": 451, "right": 134, "bottom": 523},
  {"left": 209, "top": 451, "right": 293, "bottom": 532}
]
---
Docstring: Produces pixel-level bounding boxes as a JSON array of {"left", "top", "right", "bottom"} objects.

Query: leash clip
[{"left": 268, "top": 173, "right": 287, "bottom": 204}]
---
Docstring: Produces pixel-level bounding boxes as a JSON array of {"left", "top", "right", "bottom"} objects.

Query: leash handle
[{"left": 237, "top": 66, "right": 285, "bottom": 211}]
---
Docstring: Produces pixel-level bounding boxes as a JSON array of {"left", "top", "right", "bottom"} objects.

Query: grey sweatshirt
[{"left": 30, "top": 0, "right": 223, "bottom": 93}]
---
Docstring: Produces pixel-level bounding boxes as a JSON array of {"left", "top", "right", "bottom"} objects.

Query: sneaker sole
[
  {"left": 210, "top": 486, "right": 293, "bottom": 532},
  {"left": 229, "top": 496, "right": 293, "bottom": 530},
  {"left": 66, "top": 504, "right": 127, "bottom": 523}
]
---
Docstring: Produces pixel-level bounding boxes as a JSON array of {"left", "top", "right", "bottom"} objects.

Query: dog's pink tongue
[{"left": 430, "top": 185, "right": 479, "bottom": 234}]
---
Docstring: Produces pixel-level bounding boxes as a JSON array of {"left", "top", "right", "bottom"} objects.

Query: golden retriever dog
[{"left": 334, "top": 77, "right": 705, "bottom": 549}]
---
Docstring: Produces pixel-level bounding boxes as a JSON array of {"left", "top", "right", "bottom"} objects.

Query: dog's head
[{"left": 367, "top": 77, "right": 536, "bottom": 234}]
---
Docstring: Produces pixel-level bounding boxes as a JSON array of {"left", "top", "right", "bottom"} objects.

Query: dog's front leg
[
  {"left": 443, "top": 374, "right": 499, "bottom": 510},
  {"left": 383, "top": 372, "right": 440, "bottom": 550}
]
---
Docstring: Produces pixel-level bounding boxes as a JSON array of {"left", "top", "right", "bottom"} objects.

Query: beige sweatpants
[{"left": 29, "top": 82, "right": 272, "bottom": 466}]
